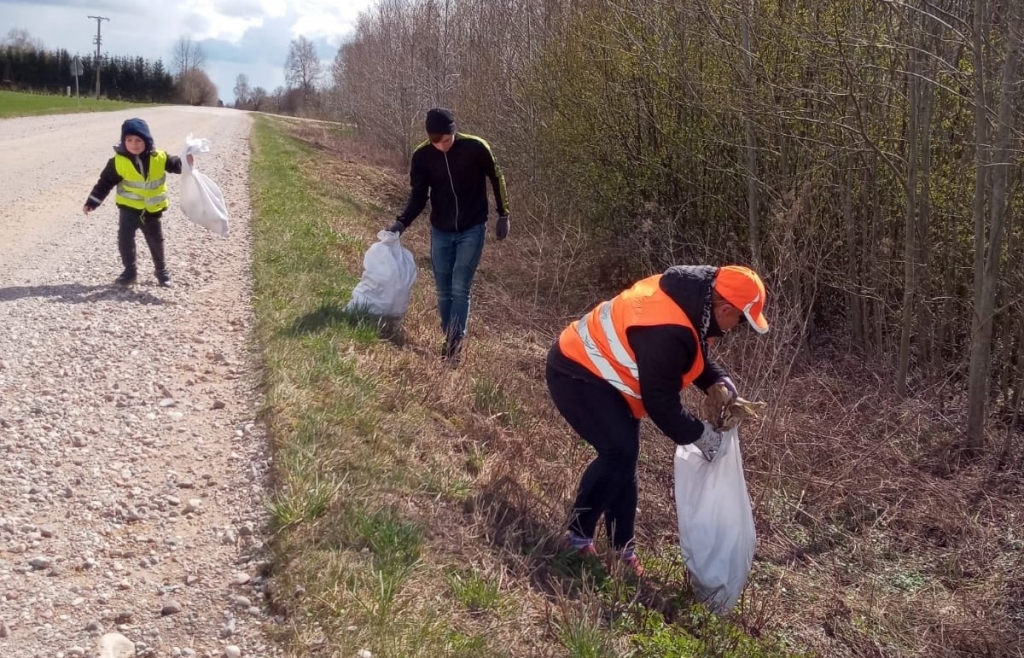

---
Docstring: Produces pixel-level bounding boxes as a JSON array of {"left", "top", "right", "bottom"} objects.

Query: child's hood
[{"left": 115, "top": 117, "right": 156, "bottom": 155}]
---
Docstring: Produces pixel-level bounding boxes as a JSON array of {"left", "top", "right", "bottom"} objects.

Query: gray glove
[
  {"left": 692, "top": 421, "right": 724, "bottom": 462},
  {"left": 716, "top": 376, "right": 738, "bottom": 401},
  {"left": 496, "top": 215, "right": 510, "bottom": 240},
  {"left": 387, "top": 219, "right": 405, "bottom": 234}
]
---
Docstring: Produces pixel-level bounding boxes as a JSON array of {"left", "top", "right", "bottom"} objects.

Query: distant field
[{"left": 0, "top": 90, "right": 143, "bottom": 118}]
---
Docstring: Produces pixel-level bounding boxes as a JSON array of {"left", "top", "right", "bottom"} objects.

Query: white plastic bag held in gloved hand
[
  {"left": 345, "top": 230, "right": 417, "bottom": 319},
  {"left": 674, "top": 426, "right": 755, "bottom": 613},
  {"left": 178, "top": 134, "right": 229, "bottom": 237}
]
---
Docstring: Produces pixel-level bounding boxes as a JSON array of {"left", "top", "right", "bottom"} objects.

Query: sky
[{"left": 0, "top": 0, "right": 377, "bottom": 103}]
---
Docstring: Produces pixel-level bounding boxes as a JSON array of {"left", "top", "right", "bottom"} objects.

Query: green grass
[
  {"left": 446, "top": 570, "right": 504, "bottom": 613},
  {"left": 471, "top": 377, "right": 525, "bottom": 428},
  {"left": 0, "top": 90, "right": 143, "bottom": 118},
  {"left": 251, "top": 116, "right": 514, "bottom": 658},
  {"left": 558, "top": 611, "right": 618, "bottom": 658},
  {"left": 250, "top": 115, "right": 810, "bottom": 658}
]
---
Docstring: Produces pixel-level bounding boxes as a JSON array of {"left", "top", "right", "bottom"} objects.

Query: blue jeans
[{"left": 430, "top": 223, "right": 485, "bottom": 343}]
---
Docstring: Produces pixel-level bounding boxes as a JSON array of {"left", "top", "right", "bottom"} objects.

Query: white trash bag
[
  {"left": 345, "top": 230, "right": 417, "bottom": 319},
  {"left": 674, "top": 427, "right": 756, "bottom": 614},
  {"left": 178, "top": 134, "right": 230, "bottom": 237}
]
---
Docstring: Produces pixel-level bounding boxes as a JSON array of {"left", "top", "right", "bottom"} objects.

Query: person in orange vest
[{"left": 546, "top": 265, "right": 769, "bottom": 576}]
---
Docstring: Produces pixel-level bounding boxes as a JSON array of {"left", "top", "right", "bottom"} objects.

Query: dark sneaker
[
  {"left": 115, "top": 269, "right": 137, "bottom": 286},
  {"left": 156, "top": 270, "right": 173, "bottom": 288},
  {"left": 441, "top": 338, "right": 463, "bottom": 367}
]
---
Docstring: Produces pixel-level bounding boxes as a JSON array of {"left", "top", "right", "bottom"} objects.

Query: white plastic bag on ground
[
  {"left": 178, "top": 134, "right": 230, "bottom": 237},
  {"left": 674, "top": 427, "right": 756, "bottom": 613},
  {"left": 345, "top": 230, "right": 417, "bottom": 319}
]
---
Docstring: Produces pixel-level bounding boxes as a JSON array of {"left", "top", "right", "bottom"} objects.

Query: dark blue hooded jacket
[
  {"left": 120, "top": 117, "right": 155, "bottom": 152},
  {"left": 84, "top": 117, "right": 185, "bottom": 215}
]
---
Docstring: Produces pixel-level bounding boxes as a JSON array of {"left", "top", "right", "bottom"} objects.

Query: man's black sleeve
[
  {"left": 693, "top": 357, "right": 728, "bottom": 392},
  {"left": 480, "top": 141, "right": 510, "bottom": 216},
  {"left": 627, "top": 325, "right": 706, "bottom": 445},
  {"left": 397, "top": 151, "right": 429, "bottom": 227}
]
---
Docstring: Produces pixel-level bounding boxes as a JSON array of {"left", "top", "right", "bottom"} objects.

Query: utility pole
[{"left": 87, "top": 15, "right": 110, "bottom": 100}]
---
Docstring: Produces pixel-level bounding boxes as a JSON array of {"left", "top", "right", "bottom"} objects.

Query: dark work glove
[
  {"left": 496, "top": 215, "right": 510, "bottom": 241},
  {"left": 387, "top": 219, "right": 405, "bottom": 234}
]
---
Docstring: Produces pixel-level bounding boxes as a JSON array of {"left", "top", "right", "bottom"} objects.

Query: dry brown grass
[{"left": 269, "top": 123, "right": 1024, "bottom": 658}]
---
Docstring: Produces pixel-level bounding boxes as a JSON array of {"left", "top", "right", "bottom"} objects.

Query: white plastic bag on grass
[
  {"left": 674, "top": 427, "right": 755, "bottom": 613},
  {"left": 178, "top": 134, "right": 230, "bottom": 237},
  {"left": 345, "top": 230, "right": 417, "bottom": 319}
]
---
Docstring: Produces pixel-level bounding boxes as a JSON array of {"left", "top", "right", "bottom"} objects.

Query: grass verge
[
  {"left": 0, "top": 90, "right": 143, "bottom": 118},
  {"left": 250, "top": 115, "right": 807, "bottom": 657}
]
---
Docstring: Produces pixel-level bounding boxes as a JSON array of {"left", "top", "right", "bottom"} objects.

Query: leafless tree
[
  {"left": 329, "top": 0, "right": 1024, "bottom": 464},
  {"left": 178, "top": 68, "right": 218, "bottom": 106},
  {"left": 284, "top": 36, "right": 322, "bottom": 109},
  {"left": 233, "top": 73, "right": 251, "bottom": 108},
  {"left": 2, "top": 28, "right": 44, "bottom": 52},
  {"left": 173, "top": 37, "right": 207, "bottom": 105},
  {"left": 250, "top": 86, "right": 268, "bottom": 112},
  {"left": 966, "top": 0, "right": 1024, "bottom": 453}
]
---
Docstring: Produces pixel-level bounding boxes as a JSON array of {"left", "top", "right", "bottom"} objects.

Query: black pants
[
  {"left": 118, "top": 207, "right": 166, "bottom": 274},
  {"left": 546, "top": 351, "right": 640, "bottom": 551}
]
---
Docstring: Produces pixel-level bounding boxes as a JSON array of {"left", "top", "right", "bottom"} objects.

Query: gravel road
[{"left": 0, "top": 107, "right": 277, "bottom": 658}]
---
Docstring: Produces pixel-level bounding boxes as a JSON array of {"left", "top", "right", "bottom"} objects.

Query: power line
[{"left": 87, "top": 15, "right": 109, "bottom": 100}]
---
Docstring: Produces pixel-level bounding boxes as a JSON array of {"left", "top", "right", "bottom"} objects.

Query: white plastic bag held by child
[
  {"left": 346, "top": 230, "right": 417, "bottom": 319},
  {"left": 674, "top": 426, "right": 756, "bottom": 614},
  {"left": 178, "top": 134, "right": 229, "bottom": 237}
]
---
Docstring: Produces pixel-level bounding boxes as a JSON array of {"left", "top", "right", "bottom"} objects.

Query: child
[{"left": 83, "top": 118, "right": 192, "bottom": 287}]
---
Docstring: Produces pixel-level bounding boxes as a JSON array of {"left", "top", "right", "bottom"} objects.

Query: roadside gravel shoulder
[{"left": 0, "top": 107, "right": 278, "bottom": 658}]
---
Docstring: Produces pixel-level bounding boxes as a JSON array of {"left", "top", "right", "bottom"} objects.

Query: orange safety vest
[{"left": 558, "top": 274, "right": 705, "bottom": 419}]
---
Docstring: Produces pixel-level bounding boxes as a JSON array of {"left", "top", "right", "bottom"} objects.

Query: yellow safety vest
[{"left": 114, "top": 151, "right": 169, "bottom": 213}]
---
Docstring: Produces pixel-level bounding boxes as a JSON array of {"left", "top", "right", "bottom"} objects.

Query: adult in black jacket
[{"left": 388, "top": 108, "right": 511, "bottom": 364}]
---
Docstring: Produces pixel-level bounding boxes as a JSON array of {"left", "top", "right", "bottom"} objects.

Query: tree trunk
[
  {"left": 845, "top": 156, "right": 862, "bottom": 350},
  {"left": 741, "top": 0, "right": 761, "bottom": 268},
  {"left": 997, "top": 319, "right": 1024, "bottom": 466},
  {"left": 860, "top": 160, "right": 874, "bottom": 352},
  {"left": 869, "top": 154, "right": 885, "bottom": 353},
  {"left": 916, "top": 29, "right": 938, "bottom": 384},
  {"left": 966, "top": 0, "right": 1022, "bottom": 452},
  {"left": 897, "top": 45, "right": 919, "bottom": 397}
]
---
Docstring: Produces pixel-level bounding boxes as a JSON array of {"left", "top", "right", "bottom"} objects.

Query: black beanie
[{"left": 425, "top": 108, "right": 456, "bottom": 135}]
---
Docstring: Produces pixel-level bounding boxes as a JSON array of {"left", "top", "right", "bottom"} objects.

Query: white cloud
[{"left": 0, "top": 0, "right": 372, "bottom": 101}]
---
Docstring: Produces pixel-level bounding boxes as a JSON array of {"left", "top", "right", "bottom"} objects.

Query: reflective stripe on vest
[
  {"left": 119, "top": 176, "right": 167, "bottom": 191},
  {"left": 576, "top": 302, "right": 640, "bottom": 399},
  {"left": 114, "top": 152, "right": 169, "bottom": 213},
  {"left": 558, "top": 274, "right": 704, "bottom": 418}
]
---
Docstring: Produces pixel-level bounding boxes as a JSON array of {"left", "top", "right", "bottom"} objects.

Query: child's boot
[
  {"left": 115, "top": 268, "right": 137, "bottom": 286},
  {"left": 156, "top": 269, "right": 173, "bottom": 288},
  {"left": 117, "top": 225, "right": 137, "bottom": 286},
  {"left": 145, "top": 228, "right": 172, "bottom": 288}
]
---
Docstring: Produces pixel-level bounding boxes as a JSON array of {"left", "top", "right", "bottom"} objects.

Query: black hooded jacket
[
  {"left": 396, "top": 133, "right": 510, "bottom": 233},
  {"left": 84, "top": 118, "right": 184, "bottom": 217},
  {"left": 548, "top": 265, "right": 729, "bottom": 445}
]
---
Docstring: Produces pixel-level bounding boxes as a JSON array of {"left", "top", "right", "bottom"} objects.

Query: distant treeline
[{"left": 0, "top": 47, "right": 175, "bottom": 102}]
